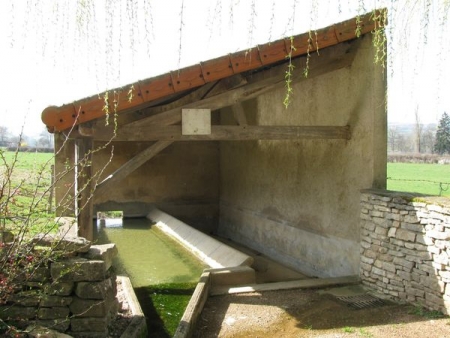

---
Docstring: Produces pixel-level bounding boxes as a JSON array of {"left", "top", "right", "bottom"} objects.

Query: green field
[
  {"left": 387, "top": 163, "right": 450, "bottom": 197},
  {"left": 1, "top": 150, "right": 55, "bottom": 234}
]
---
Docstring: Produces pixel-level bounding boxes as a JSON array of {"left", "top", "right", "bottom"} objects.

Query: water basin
[{"left": 95, "top": 217, "right": 206, "bottom": 337}]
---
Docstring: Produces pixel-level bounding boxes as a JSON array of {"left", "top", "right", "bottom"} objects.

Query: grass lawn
[{"left": 387, "top": 163, "right": 450, "bottom": 197}]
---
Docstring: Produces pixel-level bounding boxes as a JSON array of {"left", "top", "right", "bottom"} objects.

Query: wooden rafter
[{"left": 95, "top": 140, "right": 173, "bottom": 197}]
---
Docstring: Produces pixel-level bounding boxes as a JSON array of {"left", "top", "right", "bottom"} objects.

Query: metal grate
[{"left": 335, "top": 294, "right": 385, "bottom": 309}]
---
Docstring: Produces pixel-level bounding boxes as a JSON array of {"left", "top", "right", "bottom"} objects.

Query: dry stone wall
[
  {"left": 0, "top": 235, "right": 118, "bottom": 338},
  {"left": 360, "top": 189, "right": 450, "bottom": 314}
]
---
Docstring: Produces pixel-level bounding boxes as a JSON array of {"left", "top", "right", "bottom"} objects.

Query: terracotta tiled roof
[{"left": 41, "top": 11, "right": 385, "bottom": 132}]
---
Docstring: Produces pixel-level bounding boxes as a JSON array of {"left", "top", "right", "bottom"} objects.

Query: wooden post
[
  {"left": 47, "top": 164, "right": 54, "bottom": 213},
  {"left": 76, "top": 138, "right": 94, "bottom": 240}
]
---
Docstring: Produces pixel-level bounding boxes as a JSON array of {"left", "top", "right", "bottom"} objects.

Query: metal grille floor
[{"left": 335, "top": 294, "right": 385, "bottom": 309}]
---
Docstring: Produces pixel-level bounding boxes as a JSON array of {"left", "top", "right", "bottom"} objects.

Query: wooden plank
[
  {"left": 171, "top": 64, "right": 206, "bottom": 92},
  {"left": 76, "top": 138, "right": 94, "bottom": 240},
  {"left": 104, "top": 125, "right": 350, "bottom": 142},
  {"left": 258, "top": 39, "right": 288, "bottom": 65},
  {"left": 200, "top": 55, "right": 234, "bottom": 82},
  {"left": 230, "top": 48, "right": 262, "bottom": 73},
  {"left": 95, "top": 140, "right": 173, "bottom": 197},
  {"left": 138, "top": 73, "right": 175, "bottom": 102}
]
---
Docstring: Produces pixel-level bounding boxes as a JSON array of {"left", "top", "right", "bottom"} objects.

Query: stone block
[
  {"left": 427, "top": 230, "right": 450, "bottom": 240},
  {"left": 396, "top": 229, "right": 416, "bottom": 242},
  {"left": 27, "top": 324, "right": 72, "bottom": 337},
  {"left": 405, "top": 242, "right": 416, "bottom": 249},
  {"left": 37, "top": 306, "right": 70, "bottom": 320},
  {"left": 420, "top": 277, "right": 446, "bottom": 293},
  {"left": 51, "top": 258, "right": 106, "bottom": 282},
  {"left": 379, "top": 254, "right": 394, "bottom": 262},
  {"left": 371, "top": 267, "right": 386, "bottom": 277},
  {"left": 361, "top": 256, "right": 374, "bottom": 265},
  {"left": 439, "top": 271, "right": 450, "bottom": 279},
  {"left": 416, "top": 235, "right": 434, "bottom": 246},
  {"left": 370, "top": 210, "right": 384, "bottom": 218},
  {"left": 434, "top": 252, "right": 449, "bottom": 265},
  {"left": 0, "top": 306, "right": 36, "bottom": 320},
  {"left": 382, "top": 262, "right": 396, "bottom": 273},
  {"left": 393, "top": 257, "right": 415, "bottom": 270},
  {"left": 426, "top": 245, "right": 440, "bottom": 255},
  {"left": 70, "top": 297, "right": 117, "bottom": 318},
  {"left": 360, "top": 262, "right": 372, "bottom": 271},
  {"left": 403, "top": 215, "right": 420, "bottom": 224},
  {"left": 28, "top": 267, "right": 51, "bottom": 283},
  {"left": 375, "top": 226, "right": 388, "bottom": 236},
  {"left": 435, "top": 240, "right": 448, "bottom": 249},
  {"left": 388, "top": 249, "right": 405, "bottom": 258},
  {"left": 363, "top": 221, "right": 376, "bottom": 231},
  {"left": 419, "top": 263, "right": 438, "bottom": 274},
  {"left": 396, "top": 270, "right": 411, "bottom": 281},
  {"left": 428, "top": 204, "right": 444, "bottom": 213},
  {"left": 45, "top": 281, "right": 74, "bottom": 296},
  {"left": 364, "top": 250, "right": 377, "bottom": 259},
  {"left": 401, "top": 223, "right": 424, "bottom": 233},
  {"left": 361, "top": 241, "right": 371, "bottom": 249},
  {"left": 390, "top": 239, "right": 405, "bottom": 247},
  {"left": 70, "top": 317, "right": 108, "bottom": 332},
  {"left": 412, "top": 268, "right": 427, "bottom": 276},
  {"left": 32, "top": 234, "right": 91, "bottom": 253},
  {"left": 82, "top": 244, "right": 118, "bottom": 271},
  {"left": 8, "top": 290, "right": 41, "bottom": 307},
  {"left": 388, "top": 228, "right": 397, "bottom": 238},
  {"left": 386, "top": 213, "right": 401, "bottom": 221},
  {"left": 413, "top": 243, "right": 428, "bottom": 251},
  {"left": 40, "top": 295, "right": 73, "bottom": 307},
  {"left": 75, "top": 278, "right": 115, "bottom": 300}
]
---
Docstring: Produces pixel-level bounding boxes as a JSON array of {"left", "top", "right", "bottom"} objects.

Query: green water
[{"left": 95, "top": 218, "right": 205, "bottom": 337}]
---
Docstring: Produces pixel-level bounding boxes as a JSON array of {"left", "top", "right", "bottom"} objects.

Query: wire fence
[{"left": 387, "top": 177, "right": 450, "bottom": 197}]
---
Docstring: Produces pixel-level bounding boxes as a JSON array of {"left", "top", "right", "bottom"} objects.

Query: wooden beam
[
  {"left": 76, "top": 138, "right": 94, "bottom": 240},
  {"left": 115, "top": 40, "right": 357, "bottom": 137},
  {"left": 95, "top": 140, "right": 173, "bottom": 197},
  {"left": 95, "top": 125, "right": 350, "bottom": 142},
  {"left": 232, "top": 103, "right": 248, "bottom": 126}
]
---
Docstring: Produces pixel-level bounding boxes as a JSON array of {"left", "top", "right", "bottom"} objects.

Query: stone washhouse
[{"left": 42, "top": 12, "right": 387, "bottom": 279}]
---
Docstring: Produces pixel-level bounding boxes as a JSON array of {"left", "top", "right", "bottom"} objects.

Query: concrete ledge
[
  {"left": 147, "top": 208, "right": 253, "bottom": 268},
  {"left": 118, "top": 276, "right": 147, "bottom": 338},
  {"left": 210, "top": 275, "right": 360, "bottom": 296},
  {"left": 206, "top": 266, "right": 256, "bottom": 286}
]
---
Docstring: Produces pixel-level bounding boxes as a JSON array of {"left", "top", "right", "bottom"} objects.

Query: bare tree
[
  {"left": 421, "top": 125, "right": 436, "bottom": 154},
  {"left": 0, "top": 126, "right": 8, "bottom": 146},
  {"left": 388, "top": 126, "right": 399, "bottom": 152},
  {"left": 414, "top": 106, "right": 423, "bottom": 153}
]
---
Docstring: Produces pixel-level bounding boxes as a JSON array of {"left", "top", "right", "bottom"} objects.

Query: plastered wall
[{"left": 218, "top": 35, "right": 387, "bottom": 277}]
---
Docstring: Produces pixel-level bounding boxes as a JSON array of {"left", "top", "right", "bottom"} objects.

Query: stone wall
[
  {"left": 360, "top": 189, "right": 450, "bottom": 314},
  {"left": 0, "top": 235, "right": 118, "bottom": 337}
]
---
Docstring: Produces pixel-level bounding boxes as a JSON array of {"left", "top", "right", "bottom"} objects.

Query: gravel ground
[{"left": 193, "top": 288, "right": 450, "bottom": 338}]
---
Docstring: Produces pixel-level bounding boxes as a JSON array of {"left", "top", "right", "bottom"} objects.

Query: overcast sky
[{"left": 0, "top": 0, "right": 449, "bottom": 137}]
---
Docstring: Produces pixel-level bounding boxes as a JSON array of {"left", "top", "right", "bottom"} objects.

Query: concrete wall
[
  {"left": 91, "top": 141, "right": 220, "bottom": 233},
  {"left": 218, "top": 35, "right": 387, "bottom": 277}
]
